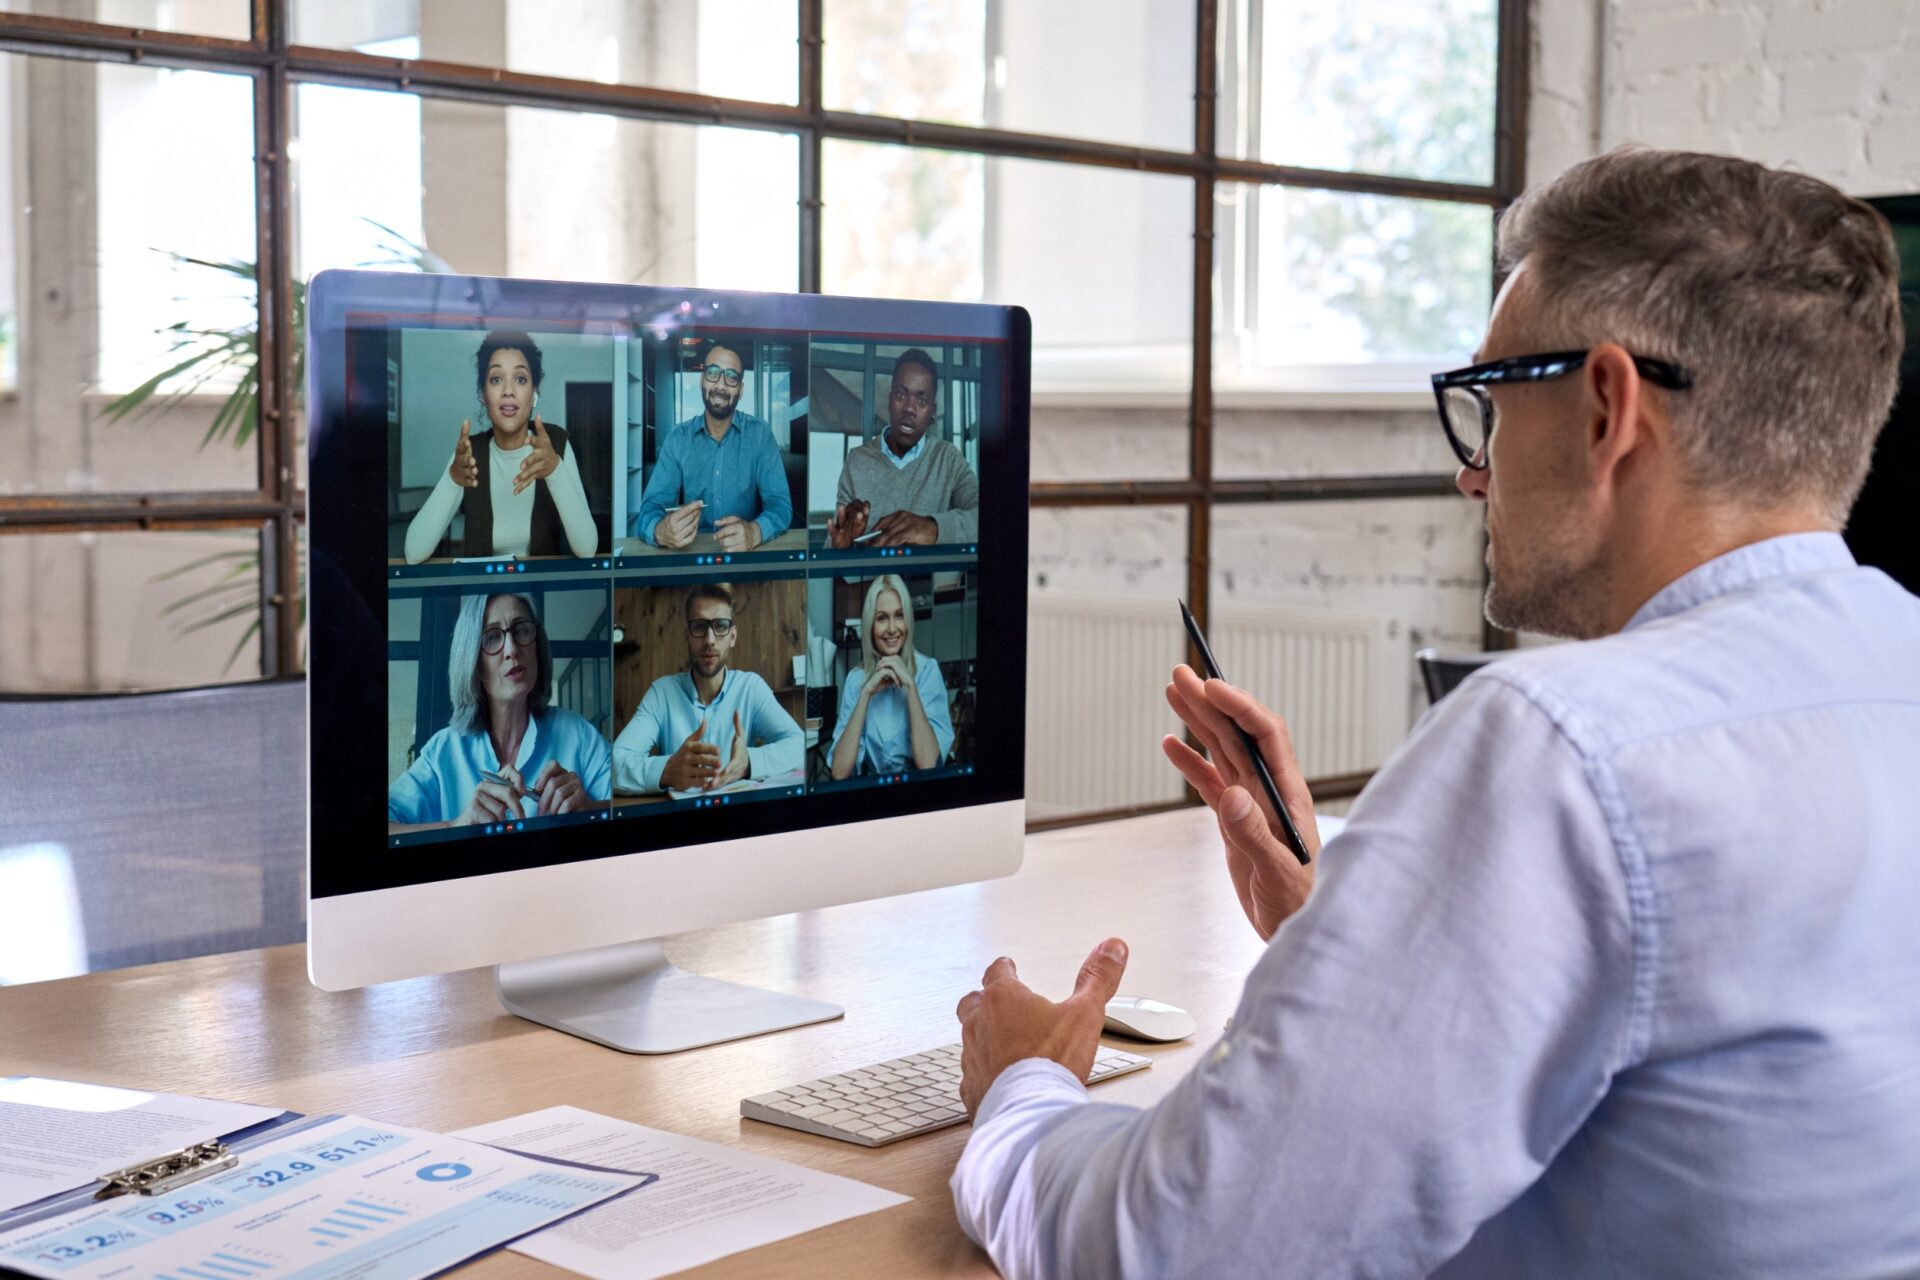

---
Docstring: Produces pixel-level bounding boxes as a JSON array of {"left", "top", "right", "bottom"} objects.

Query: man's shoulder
[
  {"left": 643, "top": 671, "right": 690, "bottom": 701},
  {"left": 1470, "top": 564, "right": 1920, "bottom": 755},
  {"left": 414, "top": 724, "right": 463, "bottom": 765},
  {"left": 919, "top": 435, "right": 966, "bottom": 464},
  {"left": 726, "top": 668, "right": 773, "bottom": 697}
]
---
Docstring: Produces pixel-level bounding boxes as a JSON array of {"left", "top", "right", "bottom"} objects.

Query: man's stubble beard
[{"left": 1482, "top": 517, "right": 1613, "bottom": 641}]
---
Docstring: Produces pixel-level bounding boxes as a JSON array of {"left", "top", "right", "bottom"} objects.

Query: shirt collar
[
  {"left": 681, "top": 668, "right": 732, "bottom": 708},
  {"left": 1625, "top": 532, "right": 1855, "bottom": 631},
  {"left": 486, "top": 708, "right": 541, "bottom": 772},
  {"left": 880, "top": 431, "right": 926, "bottom": 468}
]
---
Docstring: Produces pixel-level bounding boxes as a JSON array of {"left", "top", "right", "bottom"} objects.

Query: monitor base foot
[{"left": 497, "top": 939, "right": 843, "bottom": 1054}]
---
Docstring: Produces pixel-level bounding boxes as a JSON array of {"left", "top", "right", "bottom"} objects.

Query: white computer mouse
[{"left": 1102, "top": 995, "right": 1196, "bottom": 1043}]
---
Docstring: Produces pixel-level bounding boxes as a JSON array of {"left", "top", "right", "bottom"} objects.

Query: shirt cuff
[{"left": 975, "top": 1057, "right": 1088, "bottom": 1127}]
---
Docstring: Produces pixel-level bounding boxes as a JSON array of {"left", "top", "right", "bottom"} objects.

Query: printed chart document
[
  {"left": 0, "top": 1077, "right": 282, "bottom": 1213},
  {"left": 454, "top": 1105, "right": 908, "bottom": 1280},
  {"left": 0, "top": 1114, "right": 646, "bottom": 1280}
]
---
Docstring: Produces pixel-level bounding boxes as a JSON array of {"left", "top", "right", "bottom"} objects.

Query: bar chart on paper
[
  {"left": 305, "top": 1196, "right": 410, "bottom": 1247},
  {"left": 158, "top": 1245, "right": 279, "bottom": 1279},
  {"left": 0, "top": 1117, "right": 645, "bottom": 1280}
]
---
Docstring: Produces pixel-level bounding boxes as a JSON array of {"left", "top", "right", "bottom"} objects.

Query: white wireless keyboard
[{"left": 741, "top": 1042, "right": 1152, "bottom": 1147}]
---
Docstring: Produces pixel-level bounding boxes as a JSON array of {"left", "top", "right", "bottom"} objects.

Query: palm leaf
[{"left": 138, "top": 222, "right": 447, "bottom": 669}]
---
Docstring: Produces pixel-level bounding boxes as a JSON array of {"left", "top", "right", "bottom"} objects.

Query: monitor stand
[{"left": 496, "top": 939, "right": 843, "bottom": 1054}]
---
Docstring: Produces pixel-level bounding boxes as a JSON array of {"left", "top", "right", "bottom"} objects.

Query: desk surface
[{"left": 0, "top": 806, "right": 1263, "bottom": 1279}]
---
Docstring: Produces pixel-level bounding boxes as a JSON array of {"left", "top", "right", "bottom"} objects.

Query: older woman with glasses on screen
[
  {"left": 388, "top": 593, "right": 611, "bottom": 831},
  {"left": 827, "top": 574, "right": 955, "bottom": 780}
]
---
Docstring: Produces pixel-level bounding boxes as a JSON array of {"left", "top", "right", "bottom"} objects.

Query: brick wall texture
[{"left": 1535, "top": 0, "right": 1920, "bottom": 194}]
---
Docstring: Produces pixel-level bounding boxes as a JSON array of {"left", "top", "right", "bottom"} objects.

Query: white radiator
[{"left": 1026, "top": 595, "right": 1395, "bottom": 822}]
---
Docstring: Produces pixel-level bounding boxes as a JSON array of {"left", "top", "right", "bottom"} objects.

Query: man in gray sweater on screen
[{"left": 826, "top": 348, "right": 980, "bottom": 548}]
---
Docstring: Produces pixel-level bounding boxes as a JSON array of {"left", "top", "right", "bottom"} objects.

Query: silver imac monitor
[{"left": 305, "top": 270, "right": 1030, "bottom": 1053}]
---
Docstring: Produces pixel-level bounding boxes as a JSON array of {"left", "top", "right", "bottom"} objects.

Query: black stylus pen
[{"left": 1178, "top": 600, "right": 1312, "bottom": 866}]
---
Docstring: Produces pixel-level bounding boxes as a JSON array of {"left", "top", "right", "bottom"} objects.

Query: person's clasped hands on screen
[
  {"left": 658, "top": 711, "right": 752, "bottom": 791},
  {"left": 457, "top": 760, "right": 587, "bottom": 825}
]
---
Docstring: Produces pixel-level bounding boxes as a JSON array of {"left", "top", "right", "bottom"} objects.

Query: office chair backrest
[
  {"left": 1415, "top": 648, "right": 1502, "bottom": 706},
  {"left": 0, "top": 678, "right": 306, "bottom": 982}
]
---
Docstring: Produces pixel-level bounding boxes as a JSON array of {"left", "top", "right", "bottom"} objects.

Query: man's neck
[
  {"left": 1602, "top": 494, "right": 1835, "bottom": 633},
  {"left": 885, "top": 428, "right": 916, "bottom": 459},
  {"left": 691, "top": 665, "right": 727, "bottom": 703},
  {"left": 704, "top": 412, "right": 734, "bottom": 442}
]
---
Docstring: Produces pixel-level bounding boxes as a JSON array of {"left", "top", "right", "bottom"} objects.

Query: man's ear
[{"left": 1582, "top": 343, "right": 1650, "bottom": 485}]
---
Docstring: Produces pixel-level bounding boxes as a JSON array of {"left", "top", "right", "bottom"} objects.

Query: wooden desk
[{"left": 0, "top": 807, "right": 1263, "bottom": 1278}]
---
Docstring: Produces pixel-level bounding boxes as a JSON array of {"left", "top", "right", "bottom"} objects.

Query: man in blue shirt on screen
[
  {"left": 634, "top": 338, "right": 793, "bottom": 553},
  {"left": 949, "top": 148, "right": 1920, "bottom": 1277},
  {"left": 611, "top": 584, "right": 803, "bottom": 796}
]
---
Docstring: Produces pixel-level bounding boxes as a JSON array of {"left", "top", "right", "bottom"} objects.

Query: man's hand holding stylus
[{"left": 1162, "top": 664, "right": 1320, "bottom": 940}]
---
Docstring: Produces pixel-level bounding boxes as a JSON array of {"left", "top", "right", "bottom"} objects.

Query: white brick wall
[{"left": 1535, "top": 0, "right": 1920, "bottom": 194}]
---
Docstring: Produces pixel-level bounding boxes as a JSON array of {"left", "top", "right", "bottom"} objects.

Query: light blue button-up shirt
[
  {"left": 610, "top": 669, "right": 804, "bottom": 794},
  {"left": 952, "top": 533, "right": 1920, "bottom": 1279},
  {"left": 387, "top": 707, "right": 612, "bottom": 824},
  {"left": 828, "top": 649, "right": 956, "bottom": 775},
  {"left": 632, "top": 411, "right": 792, "bottom": 544}
]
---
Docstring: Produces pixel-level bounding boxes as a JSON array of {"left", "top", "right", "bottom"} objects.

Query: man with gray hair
[{"left": 949, "top": 149, "right": 1920, "bottom": 1276}]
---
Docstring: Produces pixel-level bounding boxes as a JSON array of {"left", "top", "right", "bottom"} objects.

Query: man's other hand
[
  {"left": 714, "top": 515, "right": 762, "bottom": 553},
  {"left": 956, "top": 938, "right": 1128, "bottom": 1118},
  {"left": 871, "top": 510, "right": 938, "bottom": 547},
  {"left": 1162, "top": 664, "right": 1318, "bottom": 940}
]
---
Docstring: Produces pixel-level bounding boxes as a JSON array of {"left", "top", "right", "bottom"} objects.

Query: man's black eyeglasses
[{"left": 1431, "top": 350, "right": 1694, "bottom": 470}]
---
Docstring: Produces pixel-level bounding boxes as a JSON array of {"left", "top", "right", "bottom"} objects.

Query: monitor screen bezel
[{"left": 306, "top": 269, "right": 1030, "bottom": 903}]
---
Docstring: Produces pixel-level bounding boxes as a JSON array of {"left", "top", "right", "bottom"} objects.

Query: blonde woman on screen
[{"left": 828, "top": 574, "right": 955, "bottom": 779}]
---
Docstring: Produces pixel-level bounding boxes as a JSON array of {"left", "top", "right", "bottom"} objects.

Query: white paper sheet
[
  {"left": 0, "top": 1077, "right": 282, "bottom": 1213},
  {"left": 454, "top": 1105, "right": 909, "bottom": 1280},
  {"left": 0, "top": 1113, "right": 645, "bottom": 1280}
]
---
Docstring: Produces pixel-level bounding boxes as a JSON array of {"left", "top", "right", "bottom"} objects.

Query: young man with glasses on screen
[
  {"left": 634, "top": 338, "right": 794, "bottom": 553},
  {"left": 947, "top": 149, "right": 1920, "bottom": 1277},
  {"left": 611, "top": 584, "right": 804, "bottom": 796}
]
